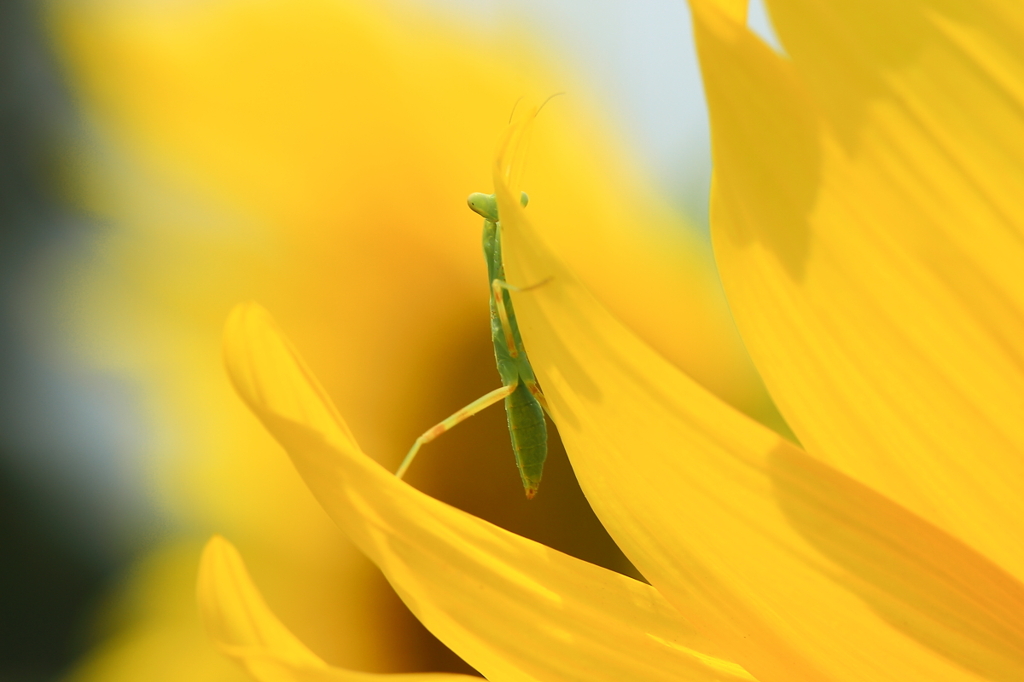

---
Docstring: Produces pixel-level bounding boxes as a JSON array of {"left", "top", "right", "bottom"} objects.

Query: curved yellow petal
[
  {"left": 504, "top": 100, "right": 789, "bottom": 436},
  {"left": 222, "top": 302, "right": 755, "bottom": 682},
  {"left": 198, "top": 535, "right": 475, "bottom": 682},
  {"left": 694, "top": 0, "right": 1024, "bottom": 582},
  {"left": 497, "top": 109, "right": 1024, "bottom": 681}
]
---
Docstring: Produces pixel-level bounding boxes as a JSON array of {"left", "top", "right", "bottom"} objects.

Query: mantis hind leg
[{"left": 395, "top": 381, "right": 517, "bottom": 480}]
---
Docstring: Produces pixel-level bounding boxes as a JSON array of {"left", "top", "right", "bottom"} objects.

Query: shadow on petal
[{"left": 770, "top": 446, "right": 1024, "bottom": 681}]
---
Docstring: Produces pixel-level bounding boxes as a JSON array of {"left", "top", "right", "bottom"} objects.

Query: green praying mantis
[{"left": 394, "top": 188, "right": 551, "bottom": 498}]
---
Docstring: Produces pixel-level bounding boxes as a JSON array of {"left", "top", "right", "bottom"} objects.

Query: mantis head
[{"left": 467, "top": 192, "right": 529, "bottom": 222}]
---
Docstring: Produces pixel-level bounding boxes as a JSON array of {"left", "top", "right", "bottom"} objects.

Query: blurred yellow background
[{"left": 1, "top": 0, "right": 780, "bottom": 680}]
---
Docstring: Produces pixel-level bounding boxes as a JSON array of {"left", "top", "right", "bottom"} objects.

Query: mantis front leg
[
  {"left": 491, "top": 277, "right": 553, "bottom": 416},
  {"left": 491, "top": 277, "right": 553, "bottom": 360}
]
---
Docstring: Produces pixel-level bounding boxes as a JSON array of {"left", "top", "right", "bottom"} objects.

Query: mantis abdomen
[{"left": 505, "top": 381, "right": 547, "bottom": 499}]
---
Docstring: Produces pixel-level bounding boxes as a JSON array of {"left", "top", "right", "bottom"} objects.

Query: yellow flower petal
[
  {"left": 693, "top": 0, "right": 1024, "bottom": 583},
  {"left": 198, "top": 535, "right": 476, "bottom": 682},
  {"left": 497, "top": 106, "right": 1024, "bottom": 681},
  {"left": 222, "top": 302, "right": 755, "bottom": 682}
]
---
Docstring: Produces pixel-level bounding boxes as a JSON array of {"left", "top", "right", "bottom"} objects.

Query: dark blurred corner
[{"left": 1, "top": 1, "right": 128, "bottom": 680}]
